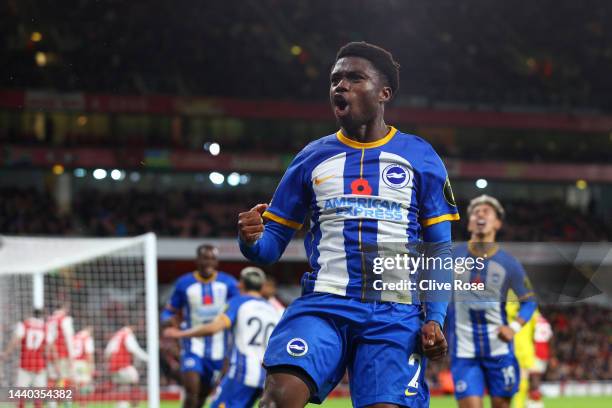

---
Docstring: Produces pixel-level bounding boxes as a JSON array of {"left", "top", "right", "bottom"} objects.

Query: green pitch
[
  {"left": 306, "top": 396, "right": 612, "bottom": 407},
  {"left": 153, "top": 395, "right": 612, "bottom": 408}
]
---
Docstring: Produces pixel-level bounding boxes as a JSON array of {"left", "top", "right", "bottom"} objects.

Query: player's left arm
[
  {"left": 86, "top": 337, "right": 95, "bottom": 368},
  {"left": 62, "top": 316, "right": 76, "bottom": 359},
  {"left": 420, "top": 221, "right": 452, "bottom": 360},
  {"left": 418, "top": 146, "right": 459, "bottom": 360},
  {"left": 499, "top": 260, "right": 537, "bottom": 342}
]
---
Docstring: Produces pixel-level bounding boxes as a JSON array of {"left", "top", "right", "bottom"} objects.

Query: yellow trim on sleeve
[
  {"left": 421, "top": 213, "right": 460, "bottom": 227},
  {"left": 262, "top": 210, "right": 303, "bottom": 230},
  {"left": 220, "top": 314, "right": 232, "bottom": 329},
  {"left": 336, "top": 126, "right": 397, "bottom": 149}
]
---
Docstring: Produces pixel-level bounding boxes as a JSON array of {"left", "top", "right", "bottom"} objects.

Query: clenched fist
[
  {"left": 238, "top": 203, "right": 268, "bottom": 245},
  {"left": 421, "top": 321, "right": 448, "bottom": 361}
]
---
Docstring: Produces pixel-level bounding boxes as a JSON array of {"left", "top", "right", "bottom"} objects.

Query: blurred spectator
[
  {"left": 541, "top": 304, "right": 612, "bottom": 381},
  {"left": 1, "top": 187, "right": 610, "bottom": 241},
  {"left": 452, "top": 198, "right": 612, "bottom": 242}
]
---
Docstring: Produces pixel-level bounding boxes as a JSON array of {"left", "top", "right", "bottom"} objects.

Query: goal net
[{"left": 0, "top": 233, "right": 159, "bottom": 408}]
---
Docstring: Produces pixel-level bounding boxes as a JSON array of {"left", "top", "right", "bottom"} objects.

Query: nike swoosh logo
[
  {"left": 314, "top": 175, "right": 334, "bottom": 185},
  {"left": 405, "top": 390, "right": 417, "bottom": 397}
]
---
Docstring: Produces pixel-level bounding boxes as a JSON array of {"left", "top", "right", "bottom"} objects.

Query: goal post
[{"left": 0, "top": 233, "right": 159, "bottom": 408}]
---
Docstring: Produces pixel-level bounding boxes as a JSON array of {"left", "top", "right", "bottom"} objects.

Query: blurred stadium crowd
[
  {"left": 2, "top": 187, "right": 611, "bottom": 241},
  {"left": 542, "top": 304, "right": 612, "bottom": 381},
  {"left": 2, "top": 0, "right": 612, "bottom": 111}
]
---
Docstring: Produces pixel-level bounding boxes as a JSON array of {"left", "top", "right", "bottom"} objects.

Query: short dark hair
[
  {"left": 196, "top": 244, "right": 216, "bottom": 256},
  {"left": 336, "top": 42, "right": 400, "bottom": 94}
]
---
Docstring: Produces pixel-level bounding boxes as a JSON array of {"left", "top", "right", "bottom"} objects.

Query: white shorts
[
  {"left": 48, "top": 358, "right": 72, "bottom": 381},
  {"left": 531, "top": 358, "right": 548, "bottom": 374},
  {"left": 16, "top": 368, "right": 47, "bottom": 387},
  {"left": 73, "top": 360, "right": 93, "bottom": 385},
  {"left": 111, "top": 366, "right": 139, "bottom": 385}
]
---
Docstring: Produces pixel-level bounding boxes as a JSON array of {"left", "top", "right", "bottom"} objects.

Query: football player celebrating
[
  {"left": 448, "top": 195, "right": 537, "bottom": 408},
  {"left": 238, "top": 42, "right": 460, "bottom": 407}
]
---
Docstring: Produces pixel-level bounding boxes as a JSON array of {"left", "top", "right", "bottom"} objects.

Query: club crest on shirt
[
  {"left": 444, "top": 178, "right": 457, "bottom": 206},
  {"left": 286, "top": 338, "right": 308, "bottom": 357},
  {"left": 382, "top": 164, "right": 411, "bottom": 189}
]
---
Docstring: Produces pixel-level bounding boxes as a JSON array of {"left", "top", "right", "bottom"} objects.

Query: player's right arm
[
  {"left": 165, "top": 296, "right": 243, "bottom": 339},
  {"left": 160, "top": 279, "right": 187, "bottom": 328},
  {"left": 125, "top": 330, "right": 149, "bottom": 363},
  {"left": 163, "top": 314, "right": 230, "bottom": 339},
  {"left": 238, "top": 148, "right": 311, "bottom": 264}
]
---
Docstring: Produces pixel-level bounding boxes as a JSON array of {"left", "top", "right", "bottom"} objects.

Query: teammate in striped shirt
[
  {"left": 1, "top": 309, "right": 48, "bottom": 390},
  {"left": 161, "top": 244, "right": 239, "bottom": 408},
  {"left": 164, "top": 267, "right": 282, "bottom": 408},
  {"left": 448, "top": 195, "right": 537, "bottom": 408},
  {"left": 238, "top": 42, "right": 460, "bottom": 407}
]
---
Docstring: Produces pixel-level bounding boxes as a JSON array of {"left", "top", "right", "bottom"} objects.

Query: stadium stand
[
  {"left": 2, "top": 0, "right": 612, "bottom": 111},
  {"left": 2, "top": 187, "right": 611, "bottom": 241}
]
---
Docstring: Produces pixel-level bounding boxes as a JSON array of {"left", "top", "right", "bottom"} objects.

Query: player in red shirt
[
  {"left": 0, "top": 310, "right": 48, "bottom": 408},
  {"left": 73, "top": 326, "right": 95, "bottom": 404},
  {"left": 47, "top": 306, "right": 76, "bottom": 388},
  {"left": 104, "top": 326, "right": 148, "bottom": 408},
  {"left": 528, "top": 313, "right": 553, "bottom": 408}
]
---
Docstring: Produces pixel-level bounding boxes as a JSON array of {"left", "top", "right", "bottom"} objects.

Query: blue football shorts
[
  {"left": 209, "top": 376, "right": 261, "bottom": 408},
  {"left": 263, "top": 292, "right": 430, "bottom": 407},
  {"left": 180, "top": 350, "right": 223, "bottom": 387},
  {"left": 451, "top": 353, "right": 520, "bottom": 399}
]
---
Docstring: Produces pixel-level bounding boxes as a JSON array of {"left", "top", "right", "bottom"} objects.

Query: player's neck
[
  {"left": 245, "top": 290, "right": 262, "bottom": 298},
  {"left": 195, "top": 270, "right": 216, "bottom": 283},
  {"left": 468, "top": 235, "right": 498, "bottom": 257},
  {"left": 470, "top": 231, "right": 496, "bottom": 243},
  {"left": 342, "top": 119, "right": 388, "bottom": 143}
]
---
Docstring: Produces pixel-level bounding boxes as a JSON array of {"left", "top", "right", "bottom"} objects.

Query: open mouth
[
  {"left": 476, "top": 219, "right": 486, "bottom": 227},
  {"left": 333, "top": 94, "right": 349, "bottom": 115}
]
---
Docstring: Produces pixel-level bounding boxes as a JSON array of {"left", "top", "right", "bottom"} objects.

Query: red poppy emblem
[{"left": 351, "top": 178, "right": 372, "bottom": 196}]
